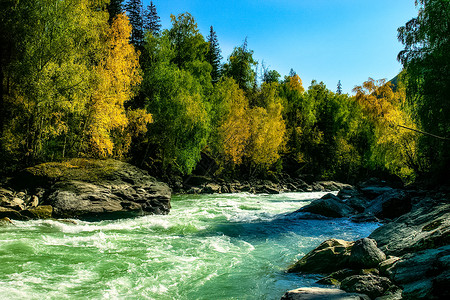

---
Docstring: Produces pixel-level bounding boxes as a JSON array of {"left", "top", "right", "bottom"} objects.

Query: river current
[{"left": 0, "top": 192, "right": 379, "bottom": 299}]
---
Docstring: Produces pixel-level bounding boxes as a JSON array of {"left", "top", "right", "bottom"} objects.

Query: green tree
[
  {"left": 397, "top": 0, "right": 450, "bottom": 179},
  {"left": 206, "top": 26, "right": 223, "bottom": 84},
  {"left": 140, "top": 15, "right": 212, "bottom": 175},
  {"left": 222, "top": 38, "right": 257, "bottom": 93},
  {"left": 108, "top": 0, "right": 123, "bottom": 24},
  {"left": 125, "top": 0, "right": 144, "bottom": 47},
  {"left": 143, "top": 1, "right": 161, "bottom": 35}
]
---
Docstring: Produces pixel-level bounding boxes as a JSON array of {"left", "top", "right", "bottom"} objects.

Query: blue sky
[{"left": 143, "top": 0, "right": 418, "bottom": 94}]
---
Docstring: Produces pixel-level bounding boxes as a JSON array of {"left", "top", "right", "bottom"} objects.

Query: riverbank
[{"left": 282, "top": 182, "right": 450, "bottom": 299}]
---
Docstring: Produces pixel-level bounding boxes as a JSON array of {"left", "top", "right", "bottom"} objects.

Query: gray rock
[
  {"left": 369, "top": 197, "right": 450, "bottom": 256},
  {"left": 360, "top": 186, "right": 394, "bottom": 200},
  {"left": 391, "top": 245, "right": 450, "bottom": 299},
  {"left": 363, "top": 190, "right": 411, "bottom": 219},
  {"left": 379, "top": 256, "right": 401, "bottom": 277},
  {"left": 340, "top": 275, "right": 392, "bottom": 299},
  {"left": 280, "top": 287, "right": 370, "bottom": 300},
  {"left": 14, "top": 159, "right": 172, "bottom": 219},
  {"left": 345, "top": 196, "right": 369, "bottom": 213},
  {"left": 348, "top": 238, "right": 386, "bottom": 269},
  {"left": 202, "top": 183, "right": 221, "bottom": 194},
  {"left": 299, "top": 194, "right": 355, "bottom": 218},
  {"left": 318, "top": 181, "right": 353, "bottom": 192},
  {"left": 288, "top": 239, "right": 354, "bottom": 274}
]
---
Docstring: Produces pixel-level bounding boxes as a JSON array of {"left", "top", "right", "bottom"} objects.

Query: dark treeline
[{"left": 0, "top": 0, "right": 448, "bottom": 184}]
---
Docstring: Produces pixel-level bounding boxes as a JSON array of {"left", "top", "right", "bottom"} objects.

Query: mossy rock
[{"left": 11, "top": 159, "right": 139, "bottom": 189}]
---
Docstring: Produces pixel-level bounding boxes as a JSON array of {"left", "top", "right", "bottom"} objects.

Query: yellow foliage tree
[
  {"left": 246, "top": 83, "right": 286, "bottom": 169},
  {"left": 210, "top": 78, "right": 250, "bottom": 166},
  {"left": 86, "top": 13, "right": 150, "bottom": 157},
  {"left": 353, "top": 78, "right": 418, "bottom": 180}
]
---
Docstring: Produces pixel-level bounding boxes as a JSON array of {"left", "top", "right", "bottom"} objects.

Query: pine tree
[
  {"left": 336, "top": 80, "right": 342, "bottom": 94},
  {"left": 206, "top": 26, "right": 222, "bottom": 84},
  {"left": 125, "top": 0, "right": 144, "bottom": 47},
  {"left": 143, "top": 1, "right": 161, "bottom": 35},
  {"left": 108, "top": 0, "right": 123, "bottom": 24}
]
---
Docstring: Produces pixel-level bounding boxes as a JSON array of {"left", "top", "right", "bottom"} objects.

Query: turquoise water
[{"left": 0, "top": 192, "right": 379, "bottom": 299}]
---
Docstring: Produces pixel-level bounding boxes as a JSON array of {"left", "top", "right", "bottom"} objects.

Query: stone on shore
[
  {"left": 340, "top": 274, "right": 392, "bottom": 299},
  {"left": 288, "top": 239, "right": 354, "bottom": 274},
  {"left": 348, "top": 238, "right": 386, "bottom": 269}
]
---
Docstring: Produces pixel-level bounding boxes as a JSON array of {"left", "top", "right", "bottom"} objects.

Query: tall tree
[
  {"left": 336, "top": 80, "right": 342, "bottom": 94},
  {"left": 397, "top": 0, "right": 450, "bottom": 179},
  {"left": 222, "top": 38, "right": 257, "bottom": 93},
  {"left": 108, "top": 0, "right": 123, "bottom": 24},
  {"left": 125, "top": 0, "right": 144, "bottom": 47},
  {"left": 206, "top": 26, "right": 222, "bottom": 84},
  {"left": 143, "top": 1, "right": 161, "bottom": 35}
]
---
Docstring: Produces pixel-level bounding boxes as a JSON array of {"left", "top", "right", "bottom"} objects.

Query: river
[{"left": 0, "top": 192, "right": 379, "bottom": 299}]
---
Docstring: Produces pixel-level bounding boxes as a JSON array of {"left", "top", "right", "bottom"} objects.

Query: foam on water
[{"left": 0, "top": 192, "right": 379, "bottom": 299}]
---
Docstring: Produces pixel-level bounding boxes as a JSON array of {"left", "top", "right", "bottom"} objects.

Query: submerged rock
[{"left": 280, "top": 287, "right": 369, "bottom": 300}]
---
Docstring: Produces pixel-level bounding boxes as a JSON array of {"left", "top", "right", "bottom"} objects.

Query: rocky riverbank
[
  {"left": 282, "top": 180, "right": 450, "bottom": 299},
  {"left": 0, "top": 158, "right": 171, "bottom": 220}
]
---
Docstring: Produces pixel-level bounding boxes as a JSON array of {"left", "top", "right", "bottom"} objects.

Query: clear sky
[{"left": 143, "top": 0, "right": 418, "bottom": 94}]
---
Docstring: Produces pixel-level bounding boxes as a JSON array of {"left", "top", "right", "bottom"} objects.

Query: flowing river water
[{"left": 0, "top": 192, "right": 379, "bottom": 299}]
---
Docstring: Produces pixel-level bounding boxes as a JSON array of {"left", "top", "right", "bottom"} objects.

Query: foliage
[
  {"left": 143, "top": 1, "right": 161, "bottom": 35},
  {"left": 206, "top": 26, "right": 223, "bottom": 84},
  {"left": 125, "top": 0, "right": 144, "bottom": 47},
  {"left": 210, "top": 77, "right": 250, "bottom": 167},
  {"left": 397, "top": 0, "right": 450, "bottom": 179},
  {"left": 222, "top": 38, "right": 258, "bottom": 93}
]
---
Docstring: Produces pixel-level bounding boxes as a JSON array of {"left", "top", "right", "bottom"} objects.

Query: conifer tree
[
  {"left": 336, "top": 80, "right": 342, "bottom": 94},
  {"left": 206, "top": 26, "right": 222, "bottom": 84},
  {"left": 143, "top": 1, "right": 161, "bottom": 35},
  {"left": 125, "top": 0, "right": 144, "bottom": 47},
  {"left": 108, "top": 0, "right": 123, "bottom": 24}
]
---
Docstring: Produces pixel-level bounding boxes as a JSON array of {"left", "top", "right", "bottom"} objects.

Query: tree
[
  {"left": 222, "top": 38, "right": 257, "bottom": 93},
  {"left": 206, "top": 26, "right": 223, "bottom": 84},
  {"left": 140, "top": 15, "right": 212, "bottom": 175},
  {"left": 1, "top": 0, "right": 109, "bottom": 165},
  {"left": 168, "top": 13, "right": 209, "bottom": 70},
  {"left": 143, "top": 1, "right": 161, "bottom": 35},
  {"left": 245, "top": 82, "right": 286, "bottom": 173},
  {"left": 336, "top": 80, "right": 342, "bottom": 94},
  {"left": 125, "top": 0, "right": 144, "bottom": 47},
  {"left": 210, "top": 77, "right": 250, "bottom": 167},
  {"left": 85, "top": 13, "right": 149, "bottom": 158},
  {"left": 108, "top": 0, "right": 123, "bottom": 24},
  {"left": 397, "top": 0, "right": 450, "bottom": 179},
  {"left": 353, "top": 78, "right": 418, "bottom": 180}
]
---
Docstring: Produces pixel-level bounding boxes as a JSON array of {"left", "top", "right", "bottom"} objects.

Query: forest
[{"left": 0, "top": 0, "right": 449, "bottom": 185}]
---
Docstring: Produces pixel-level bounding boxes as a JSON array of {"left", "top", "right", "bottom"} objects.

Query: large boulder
[
  {"left": 288, "top": 239, "right": 354, "bottom": 274},
  {"left": 348, "top": 238, "right": 386, "bottom": 269},
  {"left": 340, "top": 274, "right": 392, "bottom": 299},
  {"left": 280, "top": 287, "right": 369, "bottom": 300},
  {"left": 11, "top": 159, "right": 171, "bottom": 219},
  {"left": 363, "top": 190, "right": 411, "bottom": 219},
  {"left": 297, "top": 194, "right": 355, "bottom": 218},
  {"left": 390, "top": 245, "right": 450, "bottom": 299},
  {"left": 369, "top": 196, "right": 450, "bottom": 256}
]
